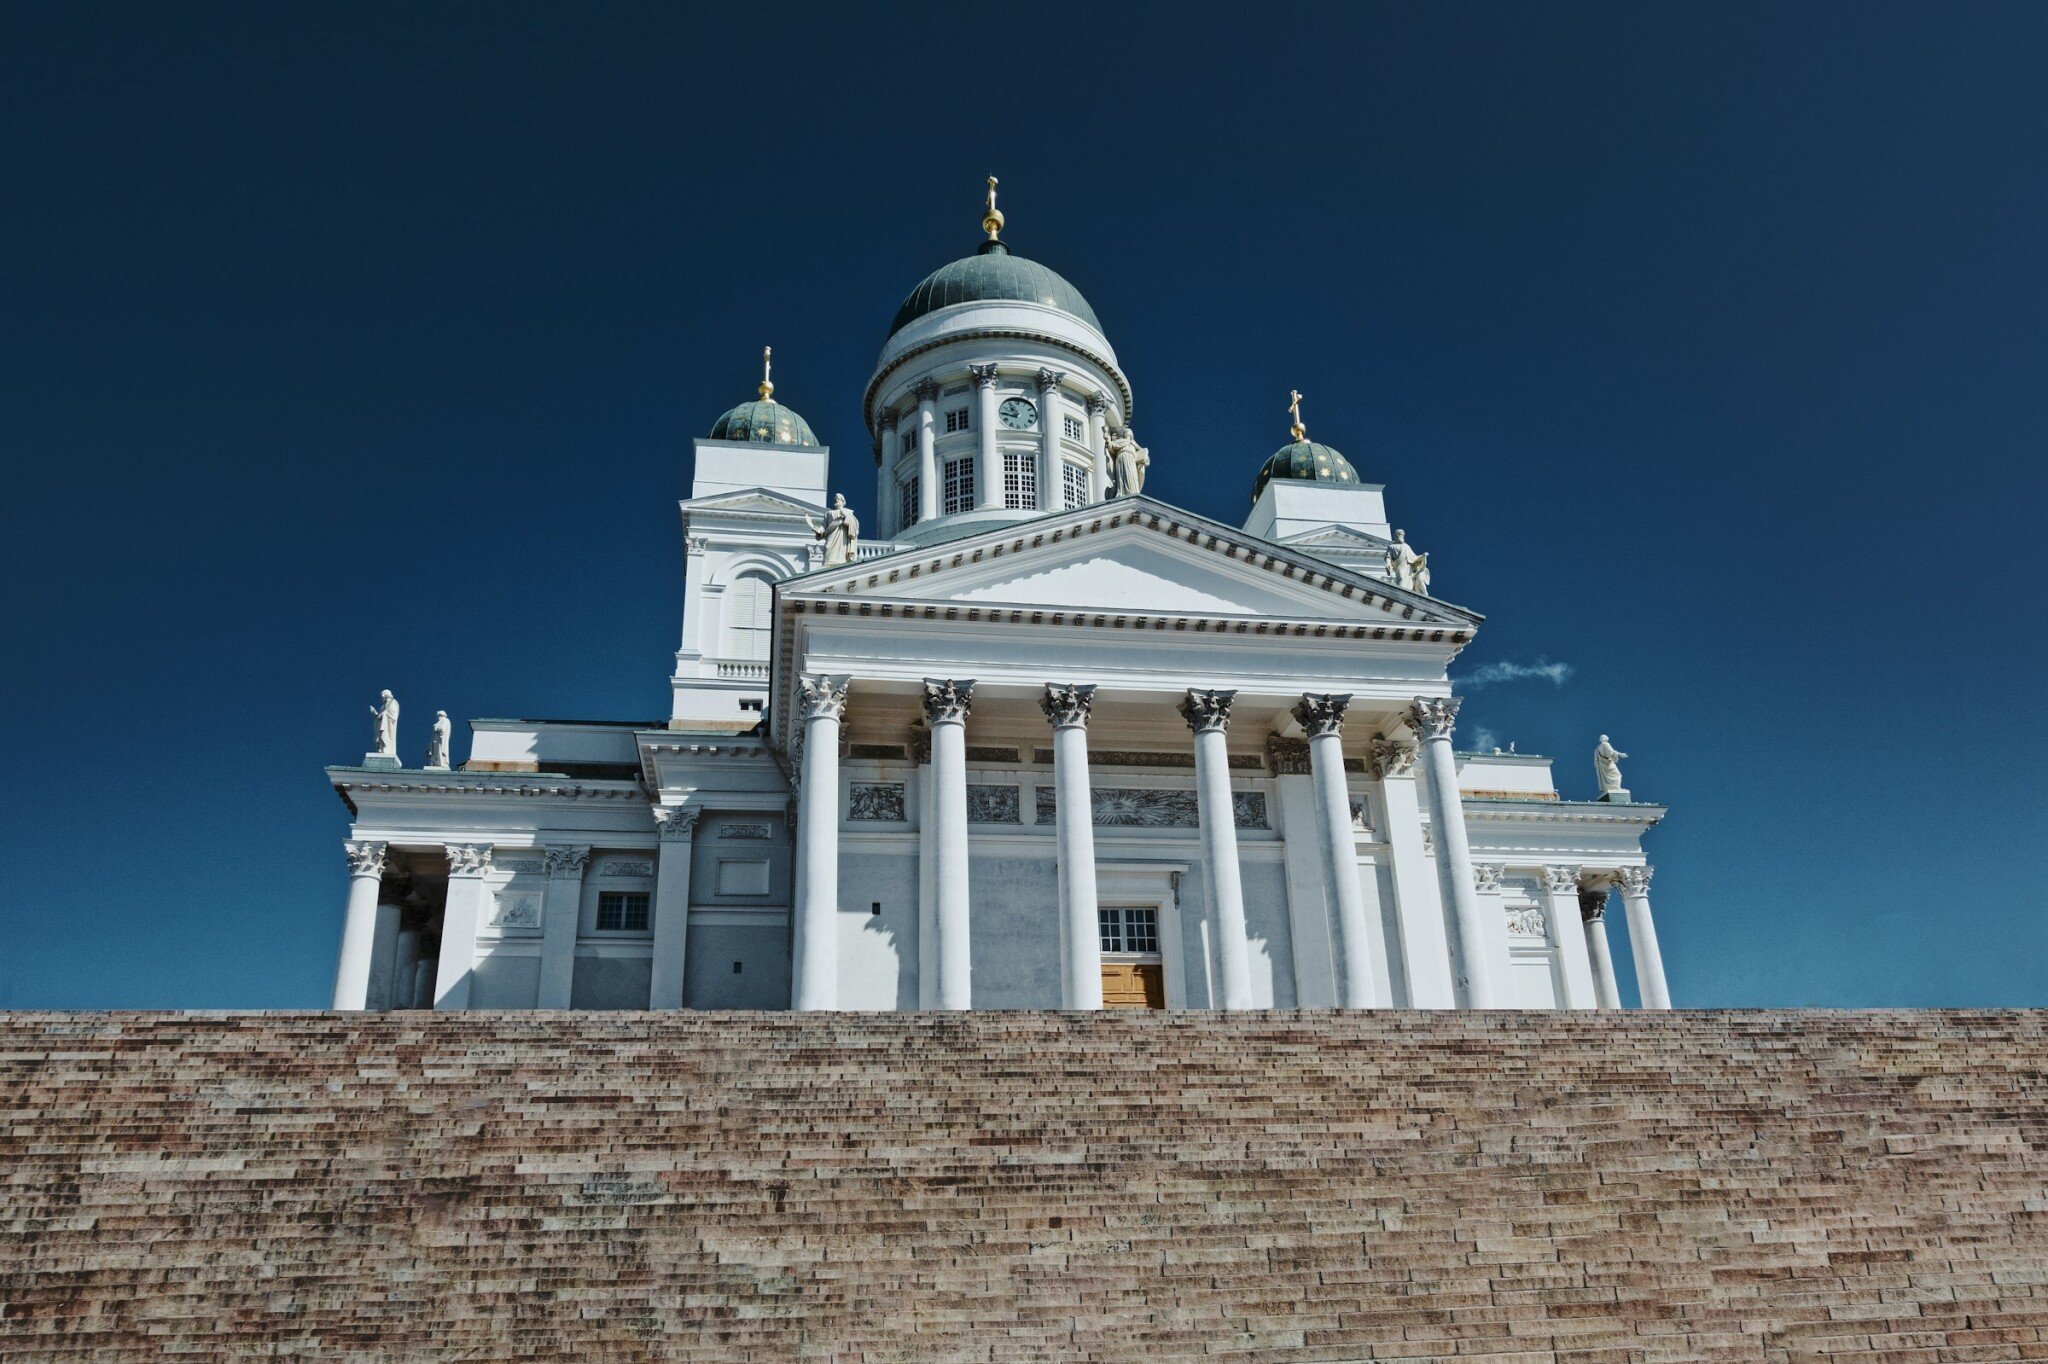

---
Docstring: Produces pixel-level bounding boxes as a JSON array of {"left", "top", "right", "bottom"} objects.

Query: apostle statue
[
  {"left": 1385, "top": 529, "right": 1424, "bottom": 591},
  {"left": 805, "top": 494, "right": 860, "bottom": 567},
  {"left": 1594, "top": 735, "right": 1629, "bottom": 797},
  {"left": 369, "top": 690, "right": 400, "bottom": 760},
  {"left": 425, "top": 710, "right": 452, "bottom": 770},
  {"left": 1105, "top": 426, "right": 1149, "bottom": 496}
]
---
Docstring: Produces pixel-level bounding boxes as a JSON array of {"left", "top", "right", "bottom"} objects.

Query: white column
[
  {"left": 874, "top": 412, "right": 895, "bottom": 539},
  {"left": 365, "top": 895, "right": 403, "bottom": 1009},
  {"left": 537, "top": 845, "right": 589, "bottom": 1009},
  {"left": 1182, "top": 688, "right": 1254, "bottom": 1010},
  {"left": 969, "top": 364, "right": 1001, "bottom": 509},
  {"left": 1374, "top": 737, "right": 1456, "bottom": 1007},
  {"left": 410, "top": 953, "right": 435, "bottom": 1010},
  {"left": 1043, "top": 683, "right": 1102, "bottom": 1009},
  {"left": 649, "top": 810, "right": 698, "bottom": 1008},
  {"left": 433, "top": 843, "right": 492, "bottom": 1010},
  {"left": 791, "top": 675, "right": 848, "bottom": 1010},
  {"left": 1579, "top": 888, "right": 1624, "bottom": 1010},
  {"left": 1085, "top": 394, "right": 1109, "bottom": 502},
  {"left": 1617, "top": 865, "right": 1671, "bottom": 1009},
  {"left": 332, "top": 840, "right": 387, "bottom": 1010},
  {"left": 1410, "top": 697, "right": 1497, "bottom": 1008},
  {"left": 1294, "top": 694, "right": 1378, "bottom": 1008},
  {"left": 1471, "top": 863, "right": 1515, "bottom": 1003},
  {"left": 1541, "top": 866, "right": 1599, "bottom": 1009},
  {"left": 1035, "top": 369, "right": 1066, "bottom": 511},
  {"left": 925, "top": 678, "right": 975, "bottom": 1009},
  {"left": 914, "top": 379, "right": 940, "bottom": 523}
]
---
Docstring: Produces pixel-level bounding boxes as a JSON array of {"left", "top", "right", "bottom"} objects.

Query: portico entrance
[{"left": 1099, "top": 906, "right": 1165, "bottom": 1009}]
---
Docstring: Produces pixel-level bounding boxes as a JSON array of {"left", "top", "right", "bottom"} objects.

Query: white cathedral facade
[{"left": 328, "top": 186, "right": 1672, "bottom": 1015}]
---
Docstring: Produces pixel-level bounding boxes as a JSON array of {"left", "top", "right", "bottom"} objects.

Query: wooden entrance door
[
  {"left": 1101, "top": 961, "right": 1165, "bottom": 1009},
  {"left": 1099, "top": 906, "right": 1165, "bottom": 1009}
]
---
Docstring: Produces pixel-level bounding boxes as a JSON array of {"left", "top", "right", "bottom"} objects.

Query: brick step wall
[{"left": 2, "top": 1010, "right": 2045, "bottom": 1361}]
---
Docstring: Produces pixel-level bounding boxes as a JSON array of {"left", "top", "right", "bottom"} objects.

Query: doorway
[{"left": 1099, "top": 905, "right": 1165, "bottom": 1009}]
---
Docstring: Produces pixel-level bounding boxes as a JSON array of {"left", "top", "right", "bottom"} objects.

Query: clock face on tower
[{"left": 997, "top": 397, "right": 1038, "bottom": 430}]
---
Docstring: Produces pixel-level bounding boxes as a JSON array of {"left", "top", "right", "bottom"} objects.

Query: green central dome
[
  {"left": 1251, "top": 439, "right": 1359, "bottom": 504},
  {"left": 888, "top": 240, "right": 1101, "bottom": 339},
  {"left": 709, "top": 398, "right": 818, "bottom": 448}
]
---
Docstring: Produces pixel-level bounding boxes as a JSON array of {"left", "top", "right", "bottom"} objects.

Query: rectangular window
[
  {"left": 1098, "top": 906, "right": 1160, "bottom": 955},
  {"left": 1002, "top": 451, "right": 1036, "bottom": 509},
  {"left": 1063, "top": 414, "right": 1084, "bottom": 441},
  {"left": 944, "top": 407, "right": 970, "bottom": 434},
  {"left": 942, "top": 456, "right": 975, "bottom": 514},
  {"left": 1062, "top": 462, "right": 1089, "bottom": 509},
  {"left": 899, "top": 475, "right": 920, "bottom": 528},
  {"left": 597, "top": 890, "right": 650, "bottom": 932}
]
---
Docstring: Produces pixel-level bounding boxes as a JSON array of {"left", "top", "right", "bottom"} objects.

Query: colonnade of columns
[{"left": 333, "top": 694, "right": 1674, "bottom": 1013}]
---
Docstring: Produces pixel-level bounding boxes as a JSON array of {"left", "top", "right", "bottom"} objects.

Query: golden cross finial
[
  {"left": 982, "top": 175, "right": 1005, "bottom": 241},
  {"left": 1288, "top": 389, "right": 1306, "bottom": 442},
  {"left": 758, "top": 345, "right": 774, "bottom": 401}
]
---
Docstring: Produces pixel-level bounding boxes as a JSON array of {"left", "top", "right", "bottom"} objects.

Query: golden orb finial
[
  {"left": 982, "top": 175, "right": 1005, "bottom": 241},
  {"left": 1288, "top": 388, "right": 1307, "bottom": 442},
  {"left": 758, "top": 345, "right": 774, "bottom": 401}
]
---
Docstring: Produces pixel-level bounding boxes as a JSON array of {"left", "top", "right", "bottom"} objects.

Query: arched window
[{"left": 724, "top": 576, "right": 773, "bottom": 660}]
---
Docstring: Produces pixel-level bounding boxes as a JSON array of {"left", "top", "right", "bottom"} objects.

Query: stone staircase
[{"left": 2, "top": 1010, "right": 2046, "bottom": 1361}]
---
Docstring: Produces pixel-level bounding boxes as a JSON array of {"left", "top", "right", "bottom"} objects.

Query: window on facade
[
  {"left": 597, "top": 891, "right": 651, "bottom": 932},
  {"left": 1062, "top": 462, "right": 1089, "bottom": 509},
  {"left": 1002, "top": 452, "right": 1036, "bottom": 509},
  {"left": 725, "top": 576, "right": 772, "bottom": 660},
  {"left": 1063, "top": 414, "right": 1084, "bottom": 441},
  {"left": 900, "top": 475, "right": 920, "bottom": 528},
  {"left": 944, "top": 407, "right": 971, "bottom": 434},
  {"left": 1099, "top": 906, "right": 1160, "bottom": 955},
  {"left": 942, "top": 456, "right": 975, "bottom": 514}
]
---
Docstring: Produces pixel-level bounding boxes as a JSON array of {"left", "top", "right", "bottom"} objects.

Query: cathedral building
[{"left": 327, "top": 183, "right": 1670, "bottom": 1015}]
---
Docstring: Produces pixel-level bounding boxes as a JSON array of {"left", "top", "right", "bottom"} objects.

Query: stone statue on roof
[
  {"left": 1106, "top": 426, "right": 1149, "bottom": 496},
  {"left": 369, "top": 690, "right": 400, "bottom": 761},
  {"left": 805, "top": 494, "right": 860, "bottom": 566},
  {"left": 1595, "top": 734, "right": 1629, "bottom": 798},
  {"left": 425, "top": 710, "right": 452, "bottom": 770},
  {"left": 1385, "top": 529, "right": 1424, "bottom": 591}
]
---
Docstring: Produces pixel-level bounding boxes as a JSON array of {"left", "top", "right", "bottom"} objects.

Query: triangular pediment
[
  {"left": 680, "top": 486, "right": 822, "bottom": 517},
  {"left": 784, "top": 499, "right": 1479, "bottom": 629}
]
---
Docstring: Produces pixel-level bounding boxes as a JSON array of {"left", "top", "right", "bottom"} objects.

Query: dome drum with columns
[{"left": 324, "top": 179, "right": 1674, "bottom": 1020}]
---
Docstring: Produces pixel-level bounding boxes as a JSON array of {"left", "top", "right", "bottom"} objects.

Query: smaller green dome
[
  {"left": 710, "top": 398, "right": 818, "bottom": 448},
  {"left": 1251, "top": 440, "right": 1359, "bottom": 503}
]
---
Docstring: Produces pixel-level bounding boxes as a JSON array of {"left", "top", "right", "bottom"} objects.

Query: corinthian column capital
[
  {"left": 1040, "top": 682, "right": 1096, "bottom": 729},
  {"left": 913, "top": 377, "right": 941, "bottom": 403},
  {"left": 1578, "top": 888, "right": 1608, "bottom": 924},
  {"left": 967, "top": 363, "right": 1000, "bottom": 389},
  {"left": 1408, "top": 695, "right": 1462, "bottom": 742},
  {"left": 1178, "top": 688, "right": 1236, "bottom": 734},
  {"left": 1291, "top": 692, "right": 1352, "bottom": 740},
  {"left": 344, "top": 840, "right": 388, "bottom": 879},
  {"left": 797, "top": 674, "right": 850, "bottom": 721},
  {"left": 1617, "top": 864, "right": 1654, "bottom": 895},
  {"left": 921, "top": 678, "right": 975, "bottom": 725},
  {"left": 655, "top": 809, "right": 700, "bottom": 842},
  {"left": 1370, "top": 736, "right": 1418, "bottom": 779},
  {"left": 1543, "top": 864, "right": 1583, "bottom": 894},
  {"left": 444, "top": 843, "right": 493, "bottom": 878},
  {"left": 1035, "top": 367, "right": 1067, "bottom": 395},
  {"left": 1084, "top": 393, "right": 1109, "bottom": 416},
  {"left": 1472, "top": 863, "right": 1504, "bottom": 893},
  {"left": 542, "top": 845, "right": 591, "bottom": 878}
]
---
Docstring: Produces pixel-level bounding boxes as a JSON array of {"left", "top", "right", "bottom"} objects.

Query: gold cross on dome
[
  {"left": 759, "top": 345, "right": 774, "bottom": 400},
  {"left": 1288, "top": 389, "right": 1306, "bottom": 442},
  {"left": 982, "top": 175, "right": 1005, "bottom": 241}
]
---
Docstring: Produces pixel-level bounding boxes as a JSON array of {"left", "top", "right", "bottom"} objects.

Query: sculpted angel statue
[
  {"left": 1105, "top": 426, "right": 1149, "bottom": 496},
  {"left": 804, "top": 494, "right": 860, "bottom": 566},
  {"left": 369, "top": 690, "right": 399, "bottom": 759},
  {"left": 1594, "top": 734, "right": 1629, "bottom": 796},
  {"left": 425, "top": 710, "right": 452, "bottom": 770}
]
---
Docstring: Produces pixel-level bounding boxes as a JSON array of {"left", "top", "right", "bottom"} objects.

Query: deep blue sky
[{"left": 3, "top": 4, "right": 2042, "bottom": 1009}]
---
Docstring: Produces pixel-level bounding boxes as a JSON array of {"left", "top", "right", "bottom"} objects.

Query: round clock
[{"left": 997, "top": 397, "right": 1038, "bottom": 430}]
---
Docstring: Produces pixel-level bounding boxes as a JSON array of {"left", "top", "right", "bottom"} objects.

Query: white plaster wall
[
  {"left": 839, "top": 849, "right": 920, "bottom": 1009},
  {"left": 471, "top": 952, "right": 540, "bottom": 1008},
  {"left": 1238, "top": 857, "right": 1293, "bottom": 1009},
  {"left": 967, "top": 852, "right": 1062, "bottom": 1008},
  {"left": 571, "top": 954, "right": 651, "bottom": 1009}
]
